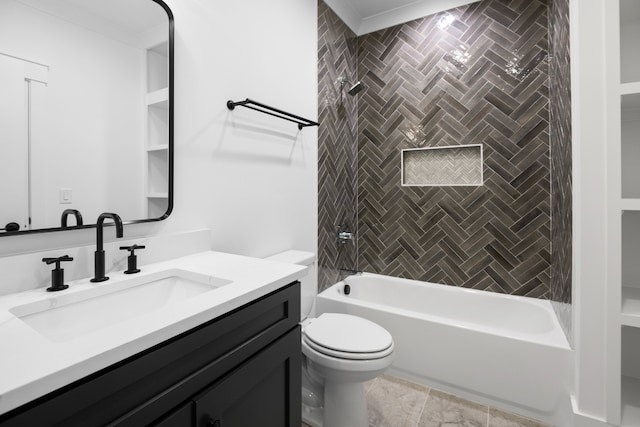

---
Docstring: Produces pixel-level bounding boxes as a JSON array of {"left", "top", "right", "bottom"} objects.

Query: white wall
[
  {"left": 0, "top": 0, "right": 318, "bottom": 283},
  {"left": 570, "top": 0, "right": 612, "bottom": 424},
  {"left": 162, "top": 0, "right": 318, "bottom": 258}
]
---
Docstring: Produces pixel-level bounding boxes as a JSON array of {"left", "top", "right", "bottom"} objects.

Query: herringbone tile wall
[
  {"left": 318, "top": 0, "right": 572, "bottom": 312},
  {"left": 357, "top": 0, "right": 552, "bottom": 296},
  {"left": 549, "top": 0, "right": 572, "bottom": 342},
  {"left": 317, "top": 1, "right": 359, "bottom": 291}
]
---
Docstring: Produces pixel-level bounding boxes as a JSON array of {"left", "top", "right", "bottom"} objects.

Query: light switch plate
[{"left": 59, "top": 188, "right": 72, "bottom": 204}]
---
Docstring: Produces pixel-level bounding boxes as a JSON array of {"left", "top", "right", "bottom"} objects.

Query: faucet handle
[
  {"left": 336, "top": 224, "right": 355, "bottom": 246},
  {"left": 119, "top": 245, "right": 146, "bottom": 274},
  {"left": 42, "top": 255, "right": 74, "bottom": 266},
  {"left": 42, "top": 255, "right": 73, "bottom": 292},
  {"left": 119, "top": 244, "right": 146, "bottom": 252}
]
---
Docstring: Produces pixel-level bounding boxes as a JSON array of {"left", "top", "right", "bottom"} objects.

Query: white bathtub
[{"left": 315, "top": 273, "right": 573, "bottom": 425}]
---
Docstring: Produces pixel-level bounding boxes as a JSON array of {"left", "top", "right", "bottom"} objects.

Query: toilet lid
[{"left": 304, "top": 313, "right": 393, "bottom": 355}]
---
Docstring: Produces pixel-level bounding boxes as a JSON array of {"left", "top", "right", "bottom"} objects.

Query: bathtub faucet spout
[{"left": 339, "top": 268, "right": 361, "bottom": 284}]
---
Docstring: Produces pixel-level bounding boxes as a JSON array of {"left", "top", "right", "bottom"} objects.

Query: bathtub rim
[{"left": 321, "top": 272, "right": 571, "bottom": 351}]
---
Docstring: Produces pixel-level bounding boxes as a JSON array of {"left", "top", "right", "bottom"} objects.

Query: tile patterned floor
[{"left": 302, "top": 375, "right": 551, "bottom": 427}]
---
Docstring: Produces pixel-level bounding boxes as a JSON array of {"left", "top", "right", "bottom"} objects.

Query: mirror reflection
[{"left": 0, "top": 0, "right": 172, "bottom": 234}]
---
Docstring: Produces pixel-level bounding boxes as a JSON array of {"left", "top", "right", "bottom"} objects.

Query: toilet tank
[{"left": 265, "top": 250, "right": 316, "bottom": 320}]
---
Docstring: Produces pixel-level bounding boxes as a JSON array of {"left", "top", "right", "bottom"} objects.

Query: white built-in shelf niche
[
  {"left": 612, "top": 1, "right": 640, "bottom": 424},
  {"left": 145, "top": 41, "right": 169, "bottom": 218}
]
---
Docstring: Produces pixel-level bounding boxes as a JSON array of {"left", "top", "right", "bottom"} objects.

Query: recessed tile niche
[{"left": 401, "top": 144, "right": 483, "bottom": 186}]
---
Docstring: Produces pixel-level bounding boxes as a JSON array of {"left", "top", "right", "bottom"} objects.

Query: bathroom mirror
[{"left": 0, "top": 0, "right": 173, "bottom": 235}]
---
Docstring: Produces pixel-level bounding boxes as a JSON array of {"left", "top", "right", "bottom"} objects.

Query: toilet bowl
[{"left": 265, "top": 251, "right": 394, "bottom": 427}]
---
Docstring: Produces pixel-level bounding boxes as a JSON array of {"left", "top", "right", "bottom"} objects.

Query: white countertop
[{"left": 0, "top": 251, "right": 306, "bottom": 415}]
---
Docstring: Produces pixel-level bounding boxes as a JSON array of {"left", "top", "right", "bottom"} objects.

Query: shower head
[
  {"left": 338, "top": 77, "right": 366, "bottom": 96},
  {"left": 347, "top": 81, "right": 365, "bottom": 96}
]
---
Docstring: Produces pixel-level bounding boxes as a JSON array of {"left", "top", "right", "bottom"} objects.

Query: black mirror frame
[{"left": 0, "top": 0, "right": 174, "bottom": 237}]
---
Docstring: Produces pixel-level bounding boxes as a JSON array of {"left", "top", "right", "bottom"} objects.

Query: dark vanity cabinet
[{"left": 0, "top": 282, "right": 301, "bottom": 427}]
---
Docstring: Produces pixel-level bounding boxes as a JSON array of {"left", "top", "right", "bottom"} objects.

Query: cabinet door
[
  {"left": 194, "top": 327, "right": 301, "bottom": 427},
  {"left": 151, "top": 403, "right": 192, "bottom": 427}
]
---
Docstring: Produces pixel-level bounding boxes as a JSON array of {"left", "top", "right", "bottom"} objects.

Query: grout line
[
  {"left": 486, "top": 405, "right": 491, "bottom": 427},
  {"left": 414, "top": 386, "right": 431, "bottom": 427},
  {"left": 365, "top": 377, "right": 378, "bottom": 394}
]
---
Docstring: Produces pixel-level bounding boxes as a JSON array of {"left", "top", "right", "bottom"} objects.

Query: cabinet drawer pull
[{"left": 206, "top": 418, "right": 220, "bottom": 427}]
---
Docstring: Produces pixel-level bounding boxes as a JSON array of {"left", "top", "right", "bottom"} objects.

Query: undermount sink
[{"left": 9, "top": 269, "right": 232, "bottom": 342}]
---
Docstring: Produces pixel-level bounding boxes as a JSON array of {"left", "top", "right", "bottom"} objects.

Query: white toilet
[{"left": 265, "top": 250, "right": 394, "bottom": 427}]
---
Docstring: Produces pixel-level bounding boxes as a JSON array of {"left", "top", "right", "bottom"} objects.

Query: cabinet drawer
[{"left": 0, "top": 282, "right": 300, "bottom": 427}]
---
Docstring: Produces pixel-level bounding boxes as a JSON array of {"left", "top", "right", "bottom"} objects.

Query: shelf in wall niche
[
  {"left": 146, "top": 144, "right": 168, "bottom": 152},
  {"left": 147, "top": 196, "right": 168, "bottom": 218},
  {"left": 622, "top": 92, "right": 640, "bottom": 115},
  {"left": 146, "top": 192, "right": 168, "bottom": 199},
  {"left": 147, "top": 102, "right": 169, "bottom": 148},
  {"left": 147, "top": 88, "right": 168, "bottom": 107},
  {"left": 622, "top": 199, "right": 640, "bottom": 211},
  {"left": 622, "top": 376, "right": 640, "bottom": 426},
  {"left": 622, "top": 82, "right": 640, "bottom": 95},
  {"left": 147, "top": 41, "right": 168, "bottom": 93},
  {"left": 622, "top": 287, "right": 640, "bottom": 327},
  {"left": 147, "top": 147, "right": 168, "bottom": 194}
]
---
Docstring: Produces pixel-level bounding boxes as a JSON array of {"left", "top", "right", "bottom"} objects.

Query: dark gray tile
[
  {"left": 548, "top": 0, "right": 572, "bottom": 342},
  {"left": 317, "top": 1, "right": 359, "bottom": 291}
]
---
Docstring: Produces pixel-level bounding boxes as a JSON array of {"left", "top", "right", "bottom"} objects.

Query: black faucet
[
  {"left": 42, "top": 255, "right": 74, "bottom": 291},
  {"left": 60, "top": 209, "right": 83, "bottom": 228},
  {"left": 120, "top": 244, "right": 146, "bottom": 274},
  {"left": 91, "top": 213, "right": 124, "bottom": 283}
]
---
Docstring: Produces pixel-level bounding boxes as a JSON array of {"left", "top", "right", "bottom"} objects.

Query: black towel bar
[{"left": 226, "top": 98, "right": 319, "bottom": 130}]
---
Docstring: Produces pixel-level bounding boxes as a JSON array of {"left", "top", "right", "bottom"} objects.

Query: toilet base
[
  {"left": 301, "top": 383, "right": 324, "bottom": 427},
  {"left": 301, "top": 405, "right": 323, "bottom": 427},
  {"left": 302, "top": 380, "right": 368, "bottom": 427},
  {"left": 324, "top": 380, "right": 368, "bottom": 427}
]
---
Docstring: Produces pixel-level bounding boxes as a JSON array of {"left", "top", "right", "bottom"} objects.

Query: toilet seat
[{"left": 303, "top": 313, "right": 393, "bottom": 360}]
